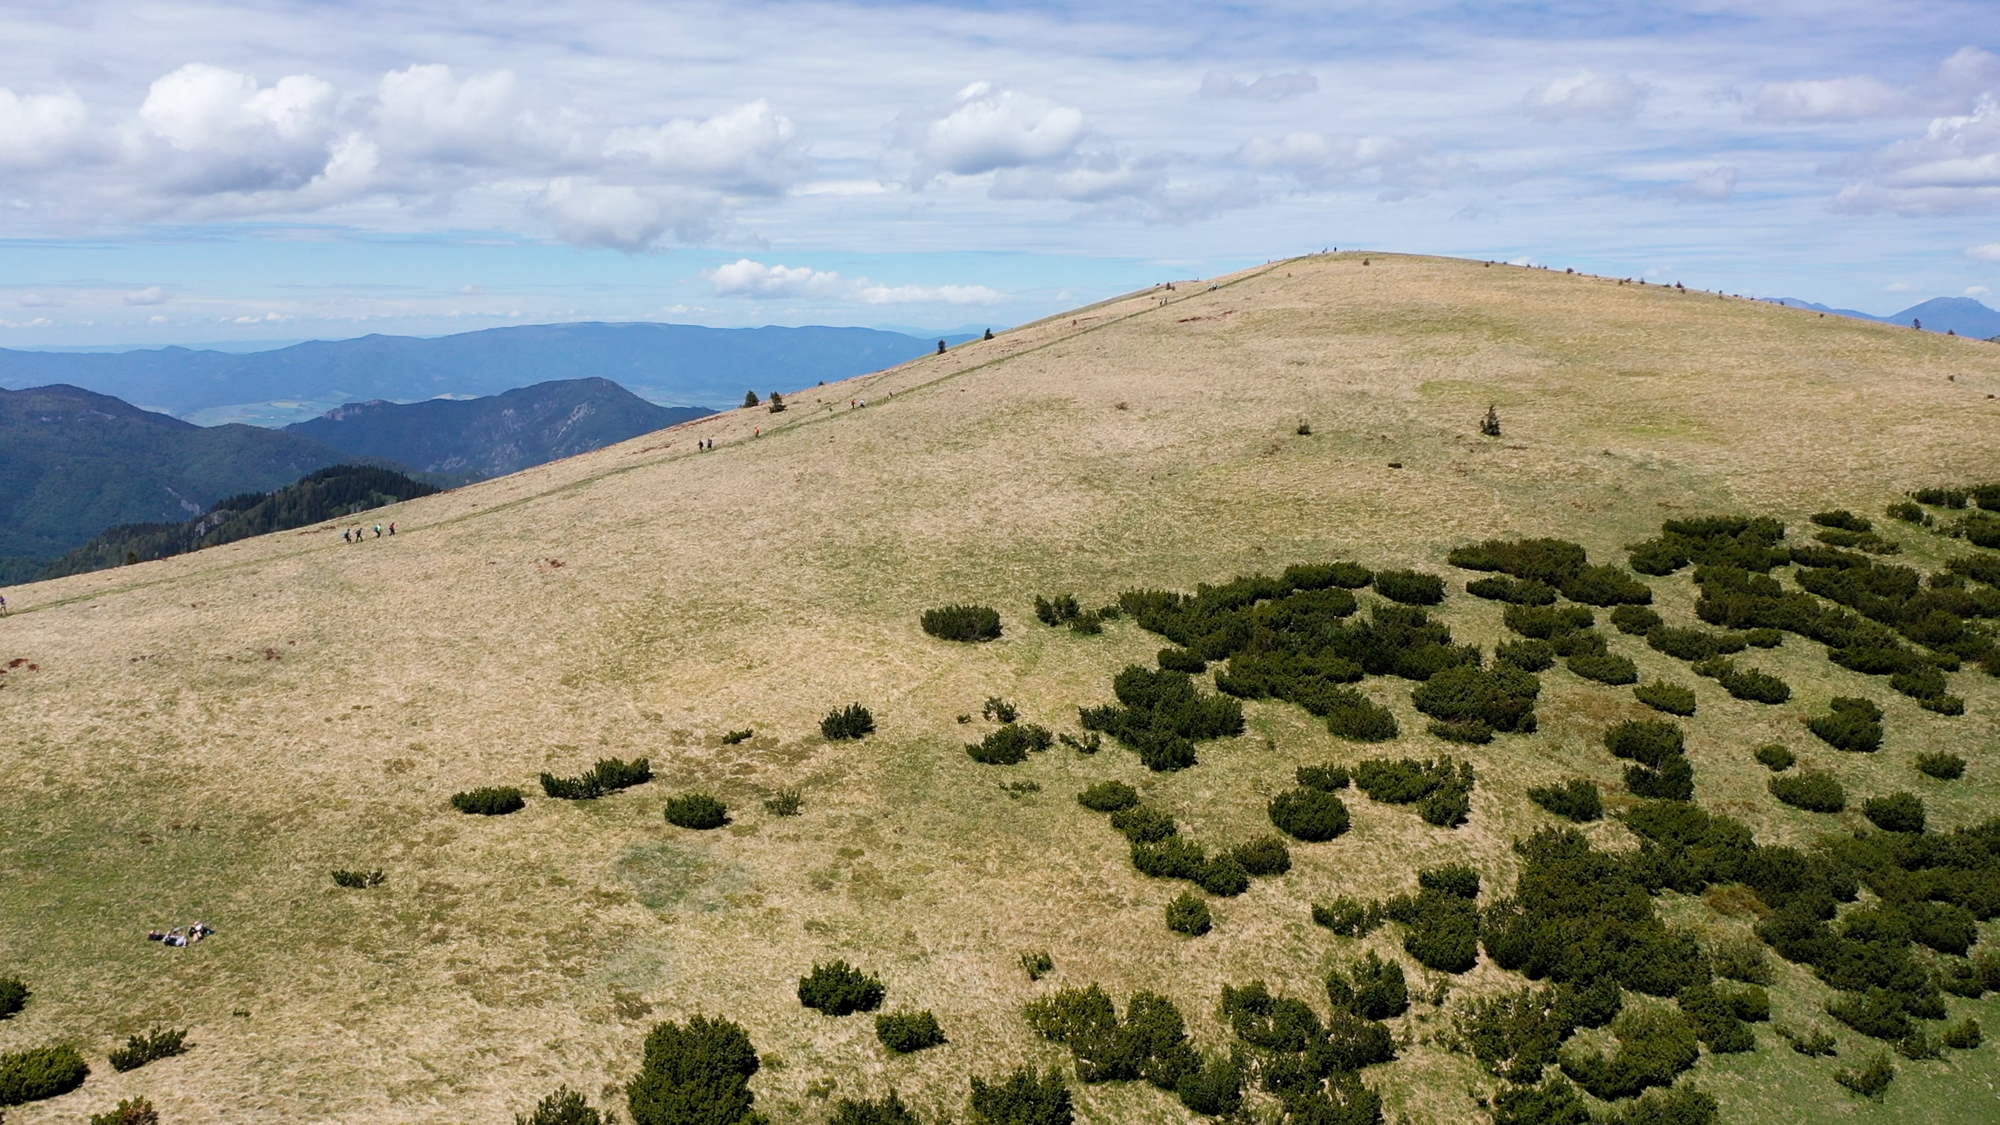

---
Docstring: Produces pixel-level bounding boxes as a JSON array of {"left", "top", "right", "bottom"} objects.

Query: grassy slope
[{"left": 2, "top": 254, "right": 1998, "bottom": 1123}]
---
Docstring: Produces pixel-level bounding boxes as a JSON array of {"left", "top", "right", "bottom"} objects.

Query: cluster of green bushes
[
  {"left": 1079, "top": 665, "right": 1243, "bottom": 770},
  {"left": 1770, "top": 770, "right": 1845, "bottom": 813},
  {"left": 1690, "top": 657, "right": 1790, "bottom": 704},
  {"left": 1462, "top": 986, "right": 1622, "bottom": 1096},
  {"left": 1527, "top": 779, "right": 1602, "bottom": 822},
  {"left": 1024, "top": 985, "right": 1203, "bottom": 1092},
  {"left": 1916, "top": 751, "right": 1966, "bottom": 779},
  {"left": 1558, "top": 1006, "right": 1701, "bottom": 1100},
  {"left": 1627, "top": 516, "right": 1791, "bottom": 576},
  {"left": 331, "top": 868, "right": 386, "bottom": 888},
  {"left": 1603, "top": 719, "right": 1694, "bottom": 801},
  {"left": 1217, "top": 980, "right": 1391, "bottom": 1121},
  {"left": 518, "top": 1085, "right": 609, "bottom": 1125},
  {"left": 664, "top": 793, "right": 728, "bottom": 829},
  {"left": 1166, "top": 891, "right": 1212, "bottom": 936},
  {"left": 1411, "top": 664, "right": 1541, "bottom": 743},
  {"left": 1313, "top": 867, "right": 1482, "bottom": 972},
  {"left": 1611, "top": 605, "right": 1663, "bottom": 634},
  {"left": 108, "top": 1027, "right": 188, "bottom": 1072},
  {"left": 1503, "top": 603, "right": 1595, "bottom": 639},
  {"left": 967, "top": 722, "right": 1054, "bottom": 764},
  {"left": 798, "top": 961, "right": 886, "bottom": 1016},
  {"left": 921, "top": 604, "right": 1003, "bottom": 642},
  {"left": 1794, "top": 555, "right": 1992, "bottom": 690},
  {"left": 540, "top": 757, "right": 652, "bottom": 800},
  {"left": 1466, "top": 575, "right": 1559, "bottom": 605},
  {"left": 1754, "top": 743, "right": 1794, "bottom": 770},
  {"left": 829, "top": 1090, "right": 921, "bottom": 1125},
  {"left": 1810, "top": 696, "right": 1883, "bottom": 752},
  {"left": 1449, "top": 538, "right": 1653, "bottom": 605},
  {"left": 1268, "top": 787, "right": 1351, "bottom": 841},
  {"left": 1297, "top": 763, "right": 1350, "bottom": 790},
  {"left": 90, "top": 1096, "right": 162, "bottom": 1125},
  {"left": 1633, "top": 681, "right": 1697, "bottom": 715},
  {"left": 1494, "top": 637, "right": 1555, "bottom": 671},
  {"left": 625, "top": 1015, "right": 761, "bottom": 1125},
  {"left": 1354, "top": 756, "right": 1476, "bottom": 827},
  {"left": 1373, "top": 569, "right": 1445, "bottom": 605},
  {"left": 821, "top": 703, "right": 876, "bottom": 740},
  {"left": 1326, "top": 952, "right": 1409, "bottom": 1020},
  {"left": 1862, "top": 791, "right": 1926, "bottom": 833},
  {"left": 876, "top": 1009, "right": 945, "bottom": 1053},
  {"left": 968, "top": 1067, "right": 1072, "bottom": 1125},
  {"left": 1112, "top": 571, "right": 1502, "bottom": 748},
  {"left": 452, "top": 786, "right": 525, "bottom": 815},
  {"left": 0, "top": 1044, "right": 89, "bottom": 1107},
  {"left": 0, "top": 976, "right": 25, "bottom": 1020},
  {"left": 1076, "top": 781, "right": 1139, "bottom": 812}
]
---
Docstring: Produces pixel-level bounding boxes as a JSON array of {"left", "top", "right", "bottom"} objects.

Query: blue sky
[{"left": 1, "top": 0, "right": 1997, "bottom": 347}]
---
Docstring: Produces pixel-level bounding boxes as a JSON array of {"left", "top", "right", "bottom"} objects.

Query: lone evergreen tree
[
  {"left": 983, "top": 328, "right": 994, "bottom": 340},
  {"left": 1480, "top": 405, "right": 1502, "bottom": 437},
  {"left": 936, "top": 339, "right": 946, "bottom": 354},
  {"left": 768, "top": 392, "right": 786, "bottom": 413},
  {"left": 743, "top": 390, "right": 760, "bottom": 407}
]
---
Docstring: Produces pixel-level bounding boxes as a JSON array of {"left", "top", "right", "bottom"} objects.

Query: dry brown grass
[{"left": 1, "top": 253, "right": 1997, "bottom": 1123}]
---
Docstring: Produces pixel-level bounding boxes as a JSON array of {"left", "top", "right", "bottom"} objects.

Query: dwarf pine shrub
[
  {"left": 968, "top": 1067, "right": 1072, "bottom": 1125},
  {"left": 1466, "top": 576, "right": 1559, "bottom": 605},
  {"left": 1019, "top": 950, "right": 1054, "bottom": 981},
  {"left": 331, "top": 869, "right": 385, "bottom": 888},
  {"left": 1496, "top": 638, "right": 1556, "bottom": 671},
  {"left": 0, "top": 977, "right": 25, "bottom": 1020},
  {"left": 1034, "top": 594, "right": 1082, "bottom": 626},
  {"left": 1915, "top": 752, "right": 1966, "bottom": 779},
  {"left": 1769, "top": 770, "right": 1843, "bottom": 812},
  {"left": 1753, "top": 744, "right": 1795, "bottom": 771},
  {"left": 1166, "top": 891, "right": 1212, "bottom": 936},
  {"left": 1374, "top": 569, "right": 1446, "bottom": 605},
  {"left": 875, "top": 1010, "right": 945, "bottom": 1053},
  {"left": 1625, "top": 755, "right": 1694, "bottom": 801},
  {"left": 921, "top": 604, "right": 1002, "bottom": 642},
  {"left": 1231, "top": 836, "right": 1292, "bottom": 876},
  {"left": 1695, "top": 658, "right": 1790, "bottom": 703},
  {"left": 1268, "top": 788, "right": 1350, "bottom": 842},
  {"left": 1862, "top": 792, "right": 1925, "bottom": 833},
  {"left": 1611, "top": 605, "right": 1664, "bottom": 635},
  {"left": 0, "top": 1044, "right": 89, "bottom": 1106},
  {"left": 983, "top": 696, "right": 1019, "bottom": 723},
  {"left": 1809, "top": 697, "right": 1883, "bottom": 752},
  {"left": 1156, "top": 647, "right": 1207, "bottom": 673},
  {"left": 799, "top": 962, "right": 886, "bottom": 1016},
  {"left": 1326, "top": 696, "right": 1400, "bottom": 741},
  {"left": 627, "top": 1015, "right": 761, "bottom": 1125},
  {"left": 1605, "top": 720, "right": 1684, "bottom": 767},
  {"left": 664, "top": 793, "right": 728, "bottom": 829},
  {"left": 1312, "top": 896, "right": 1380, "bottom": 937},
  {"left": 763, "top": 789, "right": 803, "bottom": 816},
  {"left": 821, "top": 703, "right": 875, "bottom": 740},
  {"left": 829, "top": 1092, "right": 920, "bottom": 1125},
  {"left": 1942, "top": 1018, "right": 1982, "bottom": 1049},
  {"left": 1834, "top": 1052, "right": 1895, "bottom": 1098},
  {"left": 1076, "top": 781, "right": 1139, "bottom": 812},
  {"left": 1562, "top": 565, "right": 1654, "bottom": 606},
  {"left": 542, "top": 757, "right": 651, "bottom": 800},
  {"left": 1296, "top": 763, "right": 1350, "bottom": 791},
  {"left": 722, "top": 729, "right": 753, "bottom": 745},
  {"left": 1568, "top": 651, "right": 1638, "bottom": 684},
  {"left": 1528, "top": 779, "right": 1602, "bottom": 822},
  {"left": 90, "top": 1097, "right": 162, "bottom": 1125},
  {"left": 1634, "top": 681, "right": 1697, "bottom": 715},
  {"left": 1110, "top": 804, "right": 1176, "bottom": 843},
  {"left": 1411, "top": 663, "right": 1540, "bottom": 735},
  {"left": 108, "top": 1027, "right": 188, "bottom": 1072},
  {"left": 452, "top": 786, "right": 525, "bottom": 815},
  {"left": 1558, "top": 1006, "right": 1699, "bottom": 1101},
  {"left": 967, "top": 723, "right": 1054, "bottom": 764}
]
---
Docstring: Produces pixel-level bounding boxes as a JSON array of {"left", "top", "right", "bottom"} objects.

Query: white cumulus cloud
[
  {"left": 604, "top": 99, "right": 808, "bottom": 194},
  {"left": 907, "top": 82, "right": 1087, "bottom": 183},
  {"left": 1524, "top": 71, "right": 1649, "bottom": 122},
  {"left": 1970, "top": 243, "right": 2000, "bottom": 261},
  {"left": 704, "top": 259, "right": 1002, "bottom": 305},
  {"left": 1833, "top": 97, "right": 2000, "bottom": 215},
  {"left": 0, "top": 86, "right": 95, "bottom": 170},
  {"left": 536, "top": 177, "right": 718, "bottom": 251},
  {"left": 123, "top": 286, "right": 167, "bottom": 305},
  {"left": 1680, "top": 166, "right": 1738, "bottom": 202},
  {"left": 1752, "top": 75, "right": 1911, "bottom": 122}
]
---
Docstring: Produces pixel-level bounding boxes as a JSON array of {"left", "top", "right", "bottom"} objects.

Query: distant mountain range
[
  {"left": 286, "top": 377, "right": 710, "bottom": 480},
  {"left": 1766, "top": 296, "right": 2000, "bottom": 339},
  {"left": 0, "top": 322, "right": 977, "bottom": 425},
  {"left": 0, "top": 384, "right": 352, "bottom": 571},
  {"left": 0, "top": 377, "right": 712, "bottom": 582}
]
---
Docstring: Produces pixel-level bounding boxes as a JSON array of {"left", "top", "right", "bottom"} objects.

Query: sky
[{"left": 1, "top": 0, "right": 1997, "bottom": 348}]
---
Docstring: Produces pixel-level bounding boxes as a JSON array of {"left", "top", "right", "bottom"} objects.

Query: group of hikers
[
  {"left": 341, "top": 523, "right": 394, "bottom": 542},
  {"left": 146, "top": 921, "right": 215, "bottom": 948}
]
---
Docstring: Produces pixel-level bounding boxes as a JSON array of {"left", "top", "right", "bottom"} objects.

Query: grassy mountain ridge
[
  {"left": 1, "top": 254, "right": 1997, "bottom": 1125},
  {"left": 285, "top": 377, "right": 713, "bottom": 480}
]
